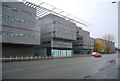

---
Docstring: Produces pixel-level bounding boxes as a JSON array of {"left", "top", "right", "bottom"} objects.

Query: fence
[
  {"left": 1, "top": 54, "right": 91, "bottom": 62},
  {"left": 1, "top": 56, "right": 53, "bottom": 62}
]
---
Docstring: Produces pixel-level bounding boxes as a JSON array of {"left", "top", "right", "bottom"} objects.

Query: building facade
[
  {"left": 1, "top": 2, "right": 40, "bottom": 57},
  {"left": 1, "top": 2, "right": 94, "bottom": 57},
  {"left": 35, "top": 14, "right": 76, "bottom": 57},
  {"left": 73, "top": 27, "right": 94, "bottom": 54}
]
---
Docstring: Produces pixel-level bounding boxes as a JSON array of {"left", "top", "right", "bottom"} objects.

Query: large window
[
  {"left": 77, "top": 38, "right": 83, "bottom": 40},
  {"left": 42, "top": 41, "right": 51, "bottom": 44},
  {"left": 2, "top": 4, "right": 36, "bottom": 17},
  {"left": 51, "top": 49, "right": 72, "bottom": 56},
  {"left": 2, "top": 31, "right": 40, "bottom": 39},
  {"left": 1, "top": 14, "right": 35, "bottom": 25}
]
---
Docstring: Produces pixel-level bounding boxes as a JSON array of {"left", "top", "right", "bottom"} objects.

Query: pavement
[
  {"left": 2, "top": 53, "right": 118, "bottom": 79},
  {"left": 86, "top": 58, "right": 118, "bottom": 79}
]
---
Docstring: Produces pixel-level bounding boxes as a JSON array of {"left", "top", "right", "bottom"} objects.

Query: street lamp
[
  {"left": 112, "top": 1, "right": 116, "bottom": 3},
  {"left": 112, "top": 0, "right": 119, "bottom": 4}
]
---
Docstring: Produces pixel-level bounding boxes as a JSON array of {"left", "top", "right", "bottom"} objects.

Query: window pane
[
  {"left": 8, "top": 16, "right": 14, "bottom": 21},
  {"left": 19, "top": 33, "right": 24, "bottom": 37}
]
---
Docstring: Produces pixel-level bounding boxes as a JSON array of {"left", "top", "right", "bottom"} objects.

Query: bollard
[
  {"left": 48, "top": 56, "right": 50, "bottom": 59},
  {"left": 39, "top": 56, "right": 41, "bottom": 59},
  {"left": 16, "top": 56, "right": 17, "bottom": 61},
  {"left": 28, "top": 56, "right": 30, "bottom": 60},
  {"left": 36, "top": 56, "right": 37, "bottom": 60},
  {"left": 35, "top": 56, "right": 37, "bottom": 60},
  {"left": 43, "top": 56, "right": 45, "bottom": 59},
  {"left": 21, "top": 56, "right": 23, "bottom": 61},
  {"left": 34, "top": 56, "right": 36, "bottom": 60},
  {"left": 46, "top": 56, "right": 48, "bottom": 59},
  {"left": 4, "top": 56, "right": 5, "bottom": 62},
  {"left": 10, "top": 56, "right": 11, "bottom": 62},
  {"left": 31, "top": 56, "right": 32, "bottom": 60},
  {"left": 2, "top": 56, "right": 4, "bottom": 62},
  {"left": 33, "top": 56, "right": 35, "bottom": 60},
  {"left": 27, "top": 56, "right": 28, "bottom": 61},
  {"left": 4, "top": 57, "right": 6, "bottom": 62}
]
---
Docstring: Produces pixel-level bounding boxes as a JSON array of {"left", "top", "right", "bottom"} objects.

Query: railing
[
  {"left": 1, "top": 54, "right": 91, "bottom": 62},
  {"left": 1, "top": 56, "right": 53, "bottom": 62}
]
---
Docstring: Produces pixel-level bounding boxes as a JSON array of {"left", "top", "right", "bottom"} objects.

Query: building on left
[{"left": 1, "top": 2, "right": 40, "bottom": 57}]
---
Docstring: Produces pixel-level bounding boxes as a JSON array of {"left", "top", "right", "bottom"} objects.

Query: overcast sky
[{"left": 23, "top": 0, "right": 118, "bottom": 47}]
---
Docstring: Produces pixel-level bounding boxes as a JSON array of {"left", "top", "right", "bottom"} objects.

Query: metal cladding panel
[
  {"left": 52, "top": 39, "right": 72, "bottom": 48},
  {"left": 2, "top": 2, "right": 40, "bottom": 45},
  {"left": 40, "top": 14, "right": 76, "bottom": 41},
  {"left": 40, "top": 43, "right": 51, "bottom": 48},
  {"left": 2, "top": 2, "right": 38, "bottom": 30},
  {"left": 40, "top": 14, "right": 76, "bottom": 48},
  {"left": 39, "top": 14, "right": 53, "bottom": 43},
  {"left": 73, "top": 26, "right": 93, "bottom": 50},
  {"left": 2, "top": 2, "right": 36, "bottom": 20},
  {"left": 53, "top": 15, "right": 76, "bottom": 41}
]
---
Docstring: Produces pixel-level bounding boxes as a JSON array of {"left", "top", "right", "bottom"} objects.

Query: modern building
[
  {"left": 0, "top": 1, "right": 93, "bottom": 57},
  {"left": 35, "top": 14, "right": 76, "bottom": 57},
  {"left": 73, "top": 27, "right": 94, "bottom": 54},
  {"left": 1, "top": 2, "right": 40, "bottom": 57}
]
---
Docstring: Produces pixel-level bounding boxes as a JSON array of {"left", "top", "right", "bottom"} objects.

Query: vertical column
[
  {"left": 0, "top": 1, "right": 2, "bottom": 80},
  {"left": 118, "top": 1, "right": 120, "bottom": 80}
]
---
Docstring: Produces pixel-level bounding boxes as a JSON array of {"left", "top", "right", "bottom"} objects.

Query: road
[{"left": 2, "top": 53, "right": 118, "bottom": 79}]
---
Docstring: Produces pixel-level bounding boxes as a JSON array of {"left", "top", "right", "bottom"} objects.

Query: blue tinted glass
[
  {"left": 2, "top": 4, "right": 35, "bottom": 17},
  {"left": 2, "top": 15, "right": 9, "bottom": 19},
  {"left": 19, "top": 19, "right": 24, "bottom": 22},
  {"left": 18, "top": 9, "right": 22, "bottom": 12},
  {"left": 28, "top": 35, "right": 33, "bottom": 38},
  {"left": 8, "top": 16, "right": 15, "bottom": 21},
  {"left": 15, "top": 17, "right": 20, "bottom": 21},
  {"left": 8, "top": 32, "right": 14, "bottom": 36},
  {"left": 13, "top": 33, "right": 19, "bottom": 36},
  {"left": 29, "top": 21, "right": 35, "bottom": 25},
  {"left": 24, "top": 34, "right": 29, "bottom": 37},
  {"left": 37, "top": 36, "right": 40, "bottom": 38},
  {"left": 2, "top": 15, "right": 35, "bottom": 25},
  {"left": 31, "top": 13, "right": 34, "bottom": 16},
  {"left": 19, "top": 33, "right": 24, "bottom": 37},
  {"left": 33, "top": 36, "right": 37, "bottom": 39},
  {"left": 3, "top": 5, "right": 11, "bottom": 9},
  {"left": 12, "top": 8, "right": 18, "bottom": 12},
  {"left": 25, "top": 20, "right": 30, "bottom": 24}
]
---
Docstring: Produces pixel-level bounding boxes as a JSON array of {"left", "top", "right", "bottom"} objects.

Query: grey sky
[{"left": 24, "top": 0, "right": 118, "bottom": 47}]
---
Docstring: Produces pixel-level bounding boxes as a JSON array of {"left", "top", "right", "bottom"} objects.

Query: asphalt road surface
[{"left": 2, "top": 53, "right": 118, "bottom": 79}]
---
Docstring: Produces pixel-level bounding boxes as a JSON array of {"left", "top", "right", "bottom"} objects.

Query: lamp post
[
  {"left": 112, "top": 0, "right": 120, "bottom": 53},
  {"left": 112, "top": 1, "right": 116, "bottom": 3}
]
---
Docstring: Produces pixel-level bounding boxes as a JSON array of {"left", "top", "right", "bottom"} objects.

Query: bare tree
[{"left": 102, "top": 34, "right": 115, "bottom": 53}]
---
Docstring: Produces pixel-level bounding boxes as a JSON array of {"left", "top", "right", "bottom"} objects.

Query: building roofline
[{"left": 21, "top": 0, "right": 92, "bottom": 27}]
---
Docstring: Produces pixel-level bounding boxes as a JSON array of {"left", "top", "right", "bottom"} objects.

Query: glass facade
[
  {"left": 34, "top": 48, "right": 46, "bottom": 56},
  {"left": 81, "top": 49, "right": 91, "bottom": 54},
  {"left": 73, "top": 49, "right": 91, "bottom": 55},
  {"left": 51, "top": 49, "right": 72, "bottom": 56}
]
